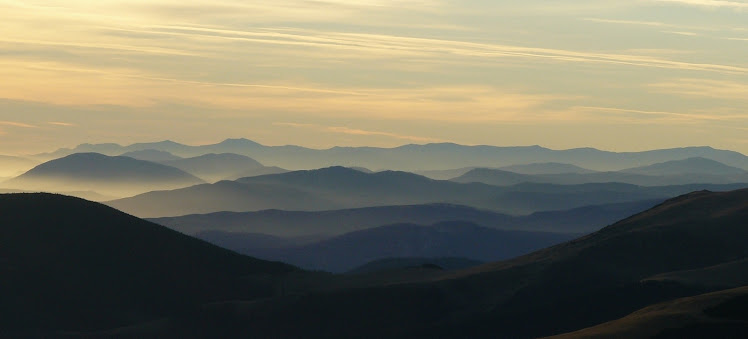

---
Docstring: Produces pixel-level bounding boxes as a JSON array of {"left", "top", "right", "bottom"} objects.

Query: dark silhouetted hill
[
  {"left": 644, "top": 258, "right": 748, "bottom": 289},
  {"left": 224, "top": 165, "right": 289, "bottom": 180},
  {"left": 0, "top": 193, "right": 295, "bottom": 335},
  {"left": 3, "top": 153, "right": 204, "bottom": 197},
  {"left": 347, "top": 257, "right": 484, "bottom": 274}
]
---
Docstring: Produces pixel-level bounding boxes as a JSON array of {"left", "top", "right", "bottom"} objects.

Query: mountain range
[
  {"left": 36, "top": 138, "right": 748, "bottom": 171},
  {"left": 109, "top": 166, "right": 748, "bottom": 218}
]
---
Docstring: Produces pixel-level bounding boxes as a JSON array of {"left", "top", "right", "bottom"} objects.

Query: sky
[{"left": 1, "top": 0, "right": 747, "bottom": 155}]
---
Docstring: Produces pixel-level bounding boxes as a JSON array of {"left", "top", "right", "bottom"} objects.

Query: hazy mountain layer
[
  {"left": 453, "top": 159, "right": 748, "bottom": 186},
  {"left": 37, "top": 138, "right": 748, "bottom": 171},
  {"left": 110, "top": 166, "right": 748, "bottom": 218}
]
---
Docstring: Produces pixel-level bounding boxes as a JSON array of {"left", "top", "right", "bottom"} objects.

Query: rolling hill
[
  {"left": 2, "top": 153, "right": 204, "bottom": 197},
  {"left": 0, "top": 193, "right": 296, "bottom": 335}
]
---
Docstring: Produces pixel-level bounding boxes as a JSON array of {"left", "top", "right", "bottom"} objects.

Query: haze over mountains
[
  {"left": 34, "top": 139, "right": 748, "bottom": 171},
  {"left": 0, "top": 155, "right": 38, "bottom": 178}
]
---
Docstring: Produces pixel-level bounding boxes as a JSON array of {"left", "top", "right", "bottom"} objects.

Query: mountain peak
[{"left": 218, "top": 138, "right": 262, "bottom": 146}]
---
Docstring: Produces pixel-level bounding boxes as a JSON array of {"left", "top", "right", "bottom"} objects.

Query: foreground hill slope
[
  {"left": 0, "top": 193, "right": 295, "bottom": 334},
  {"left": 3, "top": 153, "right": 204, "bottom": 196},
  {"left": 546, "top": 286, "right": 748, "bottom": 339}
]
